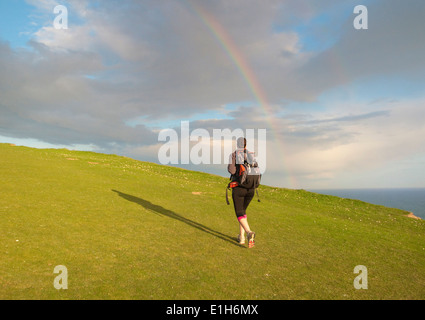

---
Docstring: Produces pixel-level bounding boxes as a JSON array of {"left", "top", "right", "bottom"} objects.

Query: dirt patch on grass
[{"left": 407, "top": 212, "right": 422, "bottom": 220}]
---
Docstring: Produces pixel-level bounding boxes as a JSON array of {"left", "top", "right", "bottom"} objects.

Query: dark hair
[{"left": 237, "top": 137, "right": 246, "bottom": 149}]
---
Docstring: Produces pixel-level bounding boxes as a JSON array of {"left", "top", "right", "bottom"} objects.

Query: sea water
[{"left": 308, "top": 188, "right": 425, "bottom": 220}]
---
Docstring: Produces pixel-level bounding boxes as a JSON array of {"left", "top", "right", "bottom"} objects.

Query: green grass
[{"left": 1, "top": 143, "right": 424, "bottom": 300}]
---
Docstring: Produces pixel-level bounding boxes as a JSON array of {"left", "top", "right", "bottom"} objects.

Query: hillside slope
[{"left": 1, "top": 143, "right": 424, "bottom": 299}]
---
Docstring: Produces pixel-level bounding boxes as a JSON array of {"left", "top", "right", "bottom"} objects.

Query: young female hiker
[{"left": 227, "top": 137, "right": 256, "bottom": 248}]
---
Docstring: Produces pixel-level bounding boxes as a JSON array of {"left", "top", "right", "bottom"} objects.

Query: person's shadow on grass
[{"left": 112, "top": 190, "right": 240, "bottom": 247}]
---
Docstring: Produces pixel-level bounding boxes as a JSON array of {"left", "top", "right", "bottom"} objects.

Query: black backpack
[{"left": 226, "top": 150, "right": 261, "bottom": 205}]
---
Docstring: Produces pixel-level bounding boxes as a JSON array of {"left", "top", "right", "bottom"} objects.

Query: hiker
[{"left": 227, "top": 137, "right": 259, "bottom": 248}]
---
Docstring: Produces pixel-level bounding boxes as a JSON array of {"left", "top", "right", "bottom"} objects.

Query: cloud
[
  {"left": 303, "top": 110, "right": 391, "bottom": 124},
  {"left": 267, "top": 98, "right": 425, "bottom": 188},
  {"left": 0, "top": 40, "right": 157, "bottom": 148},
  {"left": 292, "top": 0, "right": 425, "bottom": 100},
  {"left": 1, "top": 0, "right": 425, "bottom": 189}
]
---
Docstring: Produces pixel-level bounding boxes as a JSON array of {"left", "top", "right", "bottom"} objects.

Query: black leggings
[{"left": 232, "top": 187, "right": 255, "bottom": 219}]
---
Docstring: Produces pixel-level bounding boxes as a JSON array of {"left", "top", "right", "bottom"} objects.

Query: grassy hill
[{"left": 1, "top": 143, "right": 424, "bottom": 300}]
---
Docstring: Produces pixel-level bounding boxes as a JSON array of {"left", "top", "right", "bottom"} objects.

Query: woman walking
[{"left": 228, "top": 137, "right": 257, "bottom": 248}]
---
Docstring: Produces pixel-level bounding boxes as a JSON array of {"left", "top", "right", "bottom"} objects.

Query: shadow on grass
[{"left": 112, "top": 189, "right": 241, "bottom": 247}]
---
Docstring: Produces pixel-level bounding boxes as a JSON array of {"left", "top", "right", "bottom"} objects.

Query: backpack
[{"left": 226, "top": 149, "right": 261, "bottom": 205}]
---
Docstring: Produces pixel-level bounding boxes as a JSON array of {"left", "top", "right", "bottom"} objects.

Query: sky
[{"left": 1, "top": 0, "right": 424, "bottom": 189}]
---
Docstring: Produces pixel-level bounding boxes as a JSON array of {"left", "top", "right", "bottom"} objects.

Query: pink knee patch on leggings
[{"left": 237, "top": 215, "right": 247, "bottom": 221}]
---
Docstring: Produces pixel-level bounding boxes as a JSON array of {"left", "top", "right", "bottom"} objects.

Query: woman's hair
[{"left": 237, "top": 137, "right": 247, "bottom": 149}]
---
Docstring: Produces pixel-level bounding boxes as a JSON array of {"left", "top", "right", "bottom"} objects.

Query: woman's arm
[{"left": 227, "top": 152, "right": 236, "bottom": 175}]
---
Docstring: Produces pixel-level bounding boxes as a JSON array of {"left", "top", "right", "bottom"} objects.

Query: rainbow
[{"left": 185, "top": 1, "right": 298, "bottom": 188}]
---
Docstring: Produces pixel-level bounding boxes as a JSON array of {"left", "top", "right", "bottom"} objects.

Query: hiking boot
[
  {"left": 247, "top": 231, "right": 256, "bottom": 248},
  {"left": 237, "top": 234, "right": 245, "bottom": 245}
]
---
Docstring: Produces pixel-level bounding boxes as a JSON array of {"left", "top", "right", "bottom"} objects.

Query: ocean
[{"left": 308, "top": 188, "right": 425, "bottom": 220}]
